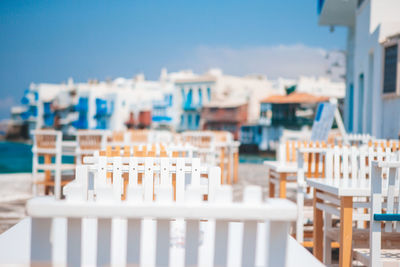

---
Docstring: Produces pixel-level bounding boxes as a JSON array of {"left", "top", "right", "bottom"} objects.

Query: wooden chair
[
  {"left": 127, "top": 129, "right": 150, "bottom": 144},
  {"left": 295, "top": 144, "right": 329, "bottom": 247},
  {"left": 311, "top": 146, "right": 396, "bottom": 264},
  {"left": 268, "top": 140, "right": 328, "bottom": 200},
  {"left": 75, "top": 153, "right": 219, "bottom": 202},
  {"left": 353, "top": 160, "right": 400, "bottom": 267},
  {"left": 181, "top": 131, "right": 239, "bottom": 185},
  {"left": 75, "top": 130, "right": 108, "bottom": 164},
  {"left": 32, "top": 130, "right": 75, "bottom": 199}
]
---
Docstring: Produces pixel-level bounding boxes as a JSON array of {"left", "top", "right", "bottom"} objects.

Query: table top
[
  {"left": 263, "top": 161, "right": 298, "bottom": 172},
  {"left": 307, "top": 178, "right": 371, "bottom": 197}
]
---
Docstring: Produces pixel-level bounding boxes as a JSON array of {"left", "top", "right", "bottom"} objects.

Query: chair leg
[
  {"left": 296, "top": 185, "right": 304, "bottom": 243},
  {"left": 269, "top": 181, "right": 275, "bottom": 198},
  {"left": 44, "top": 154, "right": 51, "bottom": 195},
  {"left": 323, "top": 213, "right": 332, "bottom": 265}
]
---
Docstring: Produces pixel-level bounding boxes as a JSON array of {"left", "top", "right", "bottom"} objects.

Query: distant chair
[
  {"left": 31, "top": 129, "right": 75, "bottom": 199},
  {"left": 181, "top": 131, "right": 239, "bottom": 185},
  {"left": 126, "top": 129, "right": 150, "bottom": 144},
  {"left": 75, "top": 130, "right": 108, "bottom": 164}
]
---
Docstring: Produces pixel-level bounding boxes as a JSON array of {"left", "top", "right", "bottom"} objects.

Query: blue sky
[{"left": 0, "top": 0, "right": 347, "bottom": 119}]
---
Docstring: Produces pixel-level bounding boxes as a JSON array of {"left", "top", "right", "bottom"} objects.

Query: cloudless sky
[{"left": 0, "top": 0, "right": 347, "bottom": 119}]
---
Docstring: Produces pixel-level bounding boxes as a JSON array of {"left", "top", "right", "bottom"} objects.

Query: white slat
[
  {"left": 112, "top": 157, "right": 123, "bottom": 201},
  {"left": 144, "top": 157, "right": 154, "bottom": 202},
  {"left": 350, "top": 146, "right": 358, "bottom": 186},
  {"left": 111, "top": 218, "right": 127, "bottom": 266},
  {"left": 97, "top": 155, "right": 108, "bottom": 187},
  {"left": 191, "top": 158, "right": 201, "bottom": 186},
  {"left": 213, "top": 186, "right": 232, "bottom": 266},
  {"left": 385, "top": 165, "right": 397, "bottom": 232},
  {"left": 128, "top": 157, "right": 139, "bottom": 186},
  {"left": 342, "top": 146, "right": 349, "bottom": 182},
  {"left": 160, "top": 157, "right": 170, "bottom": 186},
  {"left": 334, "top": 146, "right": 340, "bottom": 180},
  {"left": 175, "top": 158, "right": 185, "bottom": 203},
  {"left": 52, "top": 217, "right": 67, "bottom": 266}
]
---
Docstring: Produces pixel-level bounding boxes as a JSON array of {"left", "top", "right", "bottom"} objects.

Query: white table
[
  {"left": 264, "top": 161, "right": 298, "bottom": 198},
  {"left": 306, "top": 178, "right": 371, "bottom": 267}
]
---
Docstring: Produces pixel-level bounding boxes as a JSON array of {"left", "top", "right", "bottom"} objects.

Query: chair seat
[
  {"left": 326, "top": 228, "right": 400, "bottom": 248},
  {"left": 36, "top": 164, "right": 76, "bottom": 171},
  {"left": 353, "top": 248, "right": 400, "bottom": 266}
]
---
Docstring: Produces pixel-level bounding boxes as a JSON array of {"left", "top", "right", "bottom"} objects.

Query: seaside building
[
  {"left": 8, "top": 69, "right": 195, "bottom": 138},
  {"left": 175, "top": 68, "right": 277, "bottom": 131},
  {"left": 201, "top": 100, "right": 248, "bottom": 139},
  {"left": 240, "top": 75, "right": 344, "bottom": 151},
  {"left": 7, "top": 66, "right": 344, "bottom": 141},
  {"left": 317, "top": 0, "right": 400, "bottom": 138}
]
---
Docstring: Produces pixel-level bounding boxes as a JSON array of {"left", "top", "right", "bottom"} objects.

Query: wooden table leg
[
  {"left": 339, "top": 196, "right": 353, "bottom": 267},
  {"left": 269, "top": 181, "right": 275, "bottom": 198},
  {"left": 268, "top": 168, "right": 275, "bottom": 198},
  {"left": 313, "top": 188, "right": 323, "bottom": 261},
  {"left": 279, "top": 173, "right": 287, "bottom": 198},
  {"left": 44, "top": 154, "right": 51, "bottom": 195},
  {"left": 233, "top": 151, "right": 238, "bottom": 184}
]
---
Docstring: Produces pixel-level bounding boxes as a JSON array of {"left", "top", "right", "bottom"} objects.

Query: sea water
[
  {"left": 0, "top": 142, "right": 32, "bottom": 173},
  {"left": 0, "top": 141, "right": 273, "bottom": 173}
]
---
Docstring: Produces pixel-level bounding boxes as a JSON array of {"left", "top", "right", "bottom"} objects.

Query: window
[
  {"left": 358, "top": 74, "right": 364, "bottom": 133},
  {"left": 188, "top": 113, "right": 192, "bottom": 127},
  {"left": 383, "top": 44, "right": 398, "bottom": 94},
  {"left": 348, "top": 83, "right": 354, "bottom": 132},
  {"left": 357, "top": 0, "right": 365, "bottom": 8},
  {"left": 198, "top": 89, "right": 202, "bottom": 106},
  {"left": 195, "top": 114, "right": 200, "bottom": 127}
]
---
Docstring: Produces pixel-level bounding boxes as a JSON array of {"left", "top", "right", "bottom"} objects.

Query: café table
[
  {"left": 264, "top": 161, "right": 298, "bottom": 198},
  {"left": 306, "top": 178, "right": 372, "bottom": 267}
]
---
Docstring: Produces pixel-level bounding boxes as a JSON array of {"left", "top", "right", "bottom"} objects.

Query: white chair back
[
  {"left": 66, "top": 156, "right": 220, "bottom": 203},
  {"left": 370, "top": 160, "right": 400, "bottom": 266},
  {"left": 27, "top": 185, "right": 297, "bottom": 267}
]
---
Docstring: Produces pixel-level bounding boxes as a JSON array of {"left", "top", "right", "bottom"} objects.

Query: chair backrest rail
[{"left": 27, "top": 186, "right": 296, "bottom": 267}]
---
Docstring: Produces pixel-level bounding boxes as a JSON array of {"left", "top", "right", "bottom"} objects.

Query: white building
[
  {"left": 11, "top": 69, "right": 196, "bottom": 136},
  {"left": 318, "top": 0, "right": 400, "bottom": 138},
  {"left": 270, "top": 76, "right": 345, "bottom": 99}
]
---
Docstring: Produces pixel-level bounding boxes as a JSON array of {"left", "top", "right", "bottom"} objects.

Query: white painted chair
[
  {"left": 123, "top": 130, "right": 174, "bottom": 145},
  {"left": 67, "top": 155, "right": 220, "bottom": 202},
  {"left": 337, "top": 133, "right": 372, "bottom": 146},
  {"left": 296, "top": 146, "right": 391, "bottom": 245},
  {"left": 32, "top": 129, "right": 75, "bottom": 199},
  {"left": 75, "top": 130, "right": 109, "bottom": 164},
  {"left": 295, "top": 146, "right": 328, "bottom": 246},
  {"left": 104, "top": 143, "right": 198, "bottom": 159},
  {"left": 26, "top": 184, "right": 297, "bottom": 267},
  {"left": 181, "top": 131, "right": 239, "bottom": 184},
  {"left": 303, "top": 146, "right": 397, "bottom": 265},
  {"left": 353, "top": 160, "right": 400, "bottom": 267}
]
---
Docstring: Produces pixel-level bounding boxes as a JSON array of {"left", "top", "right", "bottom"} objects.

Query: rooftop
[{"left": 261, "top": 92, "right": 329, "bottom": 104}]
